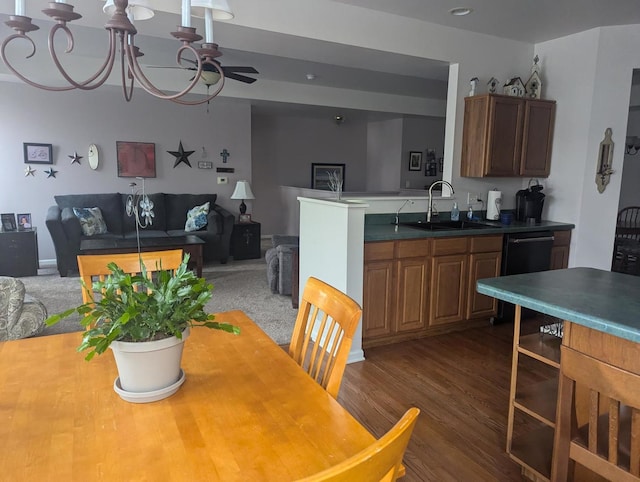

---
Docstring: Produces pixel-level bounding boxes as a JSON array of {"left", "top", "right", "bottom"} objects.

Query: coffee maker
[{"left": 515, "top": 181, "right": 545, "bottom": 223}]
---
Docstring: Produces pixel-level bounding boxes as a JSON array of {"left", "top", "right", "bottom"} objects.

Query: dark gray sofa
[{"left": 46, "top": 193, "right": 234, "bottom": 277}]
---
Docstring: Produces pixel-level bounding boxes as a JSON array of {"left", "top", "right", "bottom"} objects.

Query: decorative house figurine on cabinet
[
  {"left": 525, "top": 55, "right": 543, "bottom": 99},
  {"left": 469, "top": 77, "right": 479, "bottom": 96},
  {"left": 525, "top": 71, "right": 542, "bottom": 99},
  {"left": 503, "top": 77, "right": 525, "bottom": 97},
  {"left": 487, "top": 77, "right": 499, "bottom": 94}
]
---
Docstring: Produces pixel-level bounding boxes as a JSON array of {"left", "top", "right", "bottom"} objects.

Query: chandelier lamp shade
[
  {"left": 230, "top": 180, "right": 255, "bottom": 215},
  {"left": 1, "top": 0, "right": 231, "bottom": 105}
]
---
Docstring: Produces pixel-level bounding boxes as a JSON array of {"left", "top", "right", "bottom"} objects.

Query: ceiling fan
[{"left": 148, "top": 43, "right": 258, "bottom": 87}]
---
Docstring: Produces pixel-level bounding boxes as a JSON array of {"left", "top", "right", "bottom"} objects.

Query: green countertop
[
  {"left": 364, "top": 219, "right": 574, "bottom": 242},
  {"left": 476, "top": 268, "right": 640, "bottom": 343}
]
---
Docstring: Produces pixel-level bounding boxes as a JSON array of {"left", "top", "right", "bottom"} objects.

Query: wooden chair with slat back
[
  {"left": 297, "top": 407, "right": 420, "bottom": 482},
  {"left": 551, "top": 345, "right": 640, "bottom": 482},
  {"left": 288, "top": 277, "right": 362, "bottom": 399},
  {"left": 77, "top": 250, "right": 184, "bottom": 305}
]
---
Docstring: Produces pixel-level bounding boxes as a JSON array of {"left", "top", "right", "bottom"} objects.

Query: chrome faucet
[
  {"left": 395, "top": 199, "right": 414, "bottom": 225},
  {"left": 427, "top": 181, "right": 454, "bottom": 223}
]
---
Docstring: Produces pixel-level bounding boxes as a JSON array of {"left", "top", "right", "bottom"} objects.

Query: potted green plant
[{"left": 46, "top": 253, "right": 239, "bottom": 402}]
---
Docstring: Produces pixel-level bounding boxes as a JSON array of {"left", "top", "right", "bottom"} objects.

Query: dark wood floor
[{"left": 337, "top": 317, "right": 556, "bottom": 482}]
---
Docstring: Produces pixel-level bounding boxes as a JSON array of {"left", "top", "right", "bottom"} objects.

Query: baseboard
[
  {"left": 347, "top": 348, "right": 365, "bottom": 364},
  {"left": 39, "top": 258, "right": 57, "bottom": 268}
]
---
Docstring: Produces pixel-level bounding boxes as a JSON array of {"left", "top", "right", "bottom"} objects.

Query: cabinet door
[
  {"left": 520, "top": 100, "right": 556, "bottom": 177},
  {"left": 429, "top": 254, "right": 467, "bottom": 326},
  {"left": 466, "top": 251, "right": 501, "bottom": 319},
  {"left": 362, "top": 260, "right": 395, "bottom": 339},
  {"left": 485, "top": 96, "right": 524, "bottom": 176},
  {"left": 395, "top": 258, "right": 429, "bottom": 333},
  {"left": 550, "top": 246, "right": 569, "bottom": 270},
  {"left": 461, "top": 95, "right": 490, "bottom": 178}
]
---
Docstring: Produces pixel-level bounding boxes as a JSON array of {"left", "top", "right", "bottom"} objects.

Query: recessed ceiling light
[
  {"left": 306, "top": 73, "right": 316, "bottom": 81},
  {"left": 449, "top": 7, "right": 473, "bottom": 16}
]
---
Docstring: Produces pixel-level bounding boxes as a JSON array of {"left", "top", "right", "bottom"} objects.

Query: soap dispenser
[
  {"left": 451, "top": 202, "right": 459, "bottom": 221},
  {"left": 467, "top": 205, "right": 474, "bottom": 220}
]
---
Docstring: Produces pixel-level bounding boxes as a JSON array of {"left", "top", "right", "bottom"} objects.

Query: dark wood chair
[{"left": 612, "top": 207, "right": 640, "bottom": 274}]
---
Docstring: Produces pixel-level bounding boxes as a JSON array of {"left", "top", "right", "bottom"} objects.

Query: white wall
[
  {"left": 400, "top": 117, "right": 445, "bottom": 190},
  {"left": 251, "top": 112, "right": 368, "bottom": 235},
  {"left": 538, "top": 25, "right": 640, "bottom": 269},
  {"left": 365, "top": 118, "right": 403, "bottom": 192},
  {"left": 0, "top": 83, "right": 252, "bottom": 262}
]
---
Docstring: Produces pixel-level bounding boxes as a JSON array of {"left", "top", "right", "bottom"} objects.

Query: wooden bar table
[
  {"left": 477, "top": 268, "right": 640, "bottom": 481},
  {"left": 0, "top": 311, "right": 375, "bottom": 481}
]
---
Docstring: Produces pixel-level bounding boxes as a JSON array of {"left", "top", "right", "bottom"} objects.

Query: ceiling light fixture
[
  {"left": 449, "top": 7, "right": 473, "bottom": 16},
  {"left": 306, "top": 73, "right": 316, "bottom": 81},
  {"left": 1, "top": 0, "right": 228, "bottom": 105}
]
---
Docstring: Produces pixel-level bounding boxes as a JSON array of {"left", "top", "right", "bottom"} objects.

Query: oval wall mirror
[{"left": 88, "top": 144, "right": 99, "bottom": 170}]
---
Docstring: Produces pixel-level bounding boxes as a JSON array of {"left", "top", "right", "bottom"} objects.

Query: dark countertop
[
  {"left": 476, "top": 268, "right": 640, "bottom": 343},
  {"left": 364, "top": 218, "right": 574, "bottom": 242}
]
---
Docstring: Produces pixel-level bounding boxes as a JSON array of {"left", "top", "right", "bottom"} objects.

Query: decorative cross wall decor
[{"left": 220, "top": 149, "right": 230, "bottom": 163}]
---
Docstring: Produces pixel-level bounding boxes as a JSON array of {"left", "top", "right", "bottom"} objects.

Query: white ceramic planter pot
[{"left": 110, "top": 327, "right": 189, "bottom": 401}]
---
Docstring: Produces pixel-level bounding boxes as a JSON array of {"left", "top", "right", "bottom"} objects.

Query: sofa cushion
[
  {"left": 185, "top": 202, "right": 210, "bottom": 232},
  {"left": 166, "top": 194, "right": 217, "bottom": 231},
  {"left": 55, "top": 193, "right": 123, "bottom": 235},
  {"left": 72, "top": 207, "right": 108, "bottom": 236},
  {"left": 121, "top": 193, "right": 166, "bottom": 233}
]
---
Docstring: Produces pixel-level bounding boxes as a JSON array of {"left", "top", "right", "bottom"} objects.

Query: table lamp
[{"left": 230, "top": 180, "right": 255, "bottom": 216}]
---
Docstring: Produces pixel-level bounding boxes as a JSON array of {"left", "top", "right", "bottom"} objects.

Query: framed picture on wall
[
  {"left": 23, "top": 143, "right": 53, "bottom": 164},
  {"left": 311, "top": 163, "right": 345, "bottom": 190},
  {"left": 409, "top": 151, "right": 422, "bottom": 171},
  {"left": 116, "top": 141, "right": 156, "bottom": 178}
]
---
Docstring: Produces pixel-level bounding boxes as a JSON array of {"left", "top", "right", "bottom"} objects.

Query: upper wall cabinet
[{"left": 461, "top": 94, "right": 556, "bottom": 178}]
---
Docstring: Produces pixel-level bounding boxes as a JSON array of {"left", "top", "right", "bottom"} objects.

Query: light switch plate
[{"left": 217, "top": 176, "right": 228, "bottom": 184}]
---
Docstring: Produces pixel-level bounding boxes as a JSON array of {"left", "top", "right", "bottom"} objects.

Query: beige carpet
[{"left": 20, "top": 255, "right": 298, "bottom": 346}]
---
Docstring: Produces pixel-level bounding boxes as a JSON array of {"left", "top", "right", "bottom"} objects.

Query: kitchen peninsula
[
  {"left": 297, "top": 196, "right": 574, "bottom": 362},
  {"left": 477, "top": 268, "right": 640, "bottom": 481}
]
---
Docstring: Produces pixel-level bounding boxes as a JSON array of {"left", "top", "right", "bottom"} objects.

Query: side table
[
  {"left": 231, "top": 221, "right": 261, "bottom": 260},
  {"left": 0, "top": 228, "right": 39, "bottom": 277}
]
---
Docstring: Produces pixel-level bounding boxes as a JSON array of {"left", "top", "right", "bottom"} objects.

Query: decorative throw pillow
[
  {"left": 73, "top": 207, "right": 108, "bottom": 236},
  {"left": 185, "top": 202, "right": 210, "bottom": 232}
]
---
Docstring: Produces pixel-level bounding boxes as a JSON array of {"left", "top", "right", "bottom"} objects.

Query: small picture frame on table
[
  {"left": 17, "top": 213, "right": 32, "bottom": 231},
  {"left": 1, "top": 213, "right": 17, "bottom": 232},
  {"left": 239, "top": 214, "right": 252, "bottom": 224}
]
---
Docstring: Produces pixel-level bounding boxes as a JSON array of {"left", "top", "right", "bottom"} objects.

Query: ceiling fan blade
[
  {"left": 222, "top": 66, "right": 259, "bottom": 74},
  {"left": 224, "top": 72, "right": 258, "bottom": 84},
  {"left": 146, "top": 65, "right": 192, "bottom": 70}
]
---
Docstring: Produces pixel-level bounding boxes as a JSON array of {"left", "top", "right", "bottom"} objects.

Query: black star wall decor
[
  {"left": 69, "top": 151, "right": 83, "bottom": 164},
  {"left": 45, "top": 168, "right": 58, "bottom": 178},
  {"left": 167, "top": 141, "right": 194, "bottom": 168}
]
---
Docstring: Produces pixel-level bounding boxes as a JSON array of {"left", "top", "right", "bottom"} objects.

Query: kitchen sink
[{"left": 399, "top": 220, "right": 493, "bottom": 230}]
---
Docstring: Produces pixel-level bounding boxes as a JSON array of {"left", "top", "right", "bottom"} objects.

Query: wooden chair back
[
  {"left": 297, "top": 407, "right": 420, "bottom": 482},
  {"left": 551, "top": 345, "right": 640, "bottom": 481},
  {"left": 288, "top": 277, "right": 362, "bottom": 399},
  {"left": 76, "top": 250, "right": 184, "bottom": 304},
  {"left": 617, "top": 206, "right": 640, "bottom": 240}
]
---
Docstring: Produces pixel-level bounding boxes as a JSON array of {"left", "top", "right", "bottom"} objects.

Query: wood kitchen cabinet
[
  {"left": 549, "top": 230, "right": 571, "bottom": 270},
  {"left": 363, "top": 239, "right": 431, "bottom": 346},
  {"left": 466, "top": 236, "right": 502, "bottom": 320},
  {"left": 461, "top": 94, "right": 556, "bottom": 178},
  {"left": 363, "top": 234, "right": 503, "bottom": 347},
  {"left": 429, "top": 237, "right": 468, "bottom": 326}
]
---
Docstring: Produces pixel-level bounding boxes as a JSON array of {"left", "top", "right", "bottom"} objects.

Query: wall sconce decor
[
  {"left": 596, "top": 128, "right": 615, "bottom": 193},
  {"left": 625, "top": 136, "right": 640, "bottom": 155}
]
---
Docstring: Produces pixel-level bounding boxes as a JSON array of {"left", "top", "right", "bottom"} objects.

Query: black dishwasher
[{"left": 493, "top": 231, "right": 555, "bottom": 323}]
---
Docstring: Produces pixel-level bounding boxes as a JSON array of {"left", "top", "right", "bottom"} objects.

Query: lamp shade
[
  {"left": 103, "top": 0, "right": 155, "bottom": 20},
  {"left": 230, "top": 181, "right": 255, "bottom": 200},
  {"left": 191, "top": 0, "right": 234, "bottom": 19}
]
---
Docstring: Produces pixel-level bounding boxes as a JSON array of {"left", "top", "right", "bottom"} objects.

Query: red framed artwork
[{"left": 116, "top": 141, "right": 156, "bottom": 178}]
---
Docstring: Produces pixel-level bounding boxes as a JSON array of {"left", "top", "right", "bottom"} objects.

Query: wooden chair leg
[{"left": 552, "top": 371, "right": 575, "bottom": 481}]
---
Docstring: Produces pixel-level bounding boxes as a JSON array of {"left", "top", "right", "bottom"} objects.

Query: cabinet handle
[{"left": 508, "top": 236, "right": 555, "bottom": 244}]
